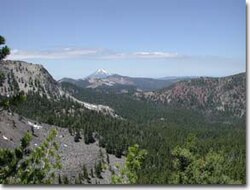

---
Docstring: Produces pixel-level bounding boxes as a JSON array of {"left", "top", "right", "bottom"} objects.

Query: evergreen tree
[
  {"left": 0, "top": 91, "right": 26, "bottom": 112},
  {"left": 95, "top": 161, "right": 102, "bottom": 179},
  {"left": 169, "top": 134, "right": 241, "bottom": 184},
  {"left": 84, "top": 126, "right": 95, "bottom": 144},
  {"left": 0, "top": 129, "right": 62, "bottom": 184},
  {"left": 0, "top": 71, "right": 5, "bottom": 86},
  {"left": 74, "top": 130, "right": 82, "bottom": 142},
  {"left": 82, "top": 164, "right": 89, "bottom": 179},
  {"left": 112, "top": 144, "right": 147, "bottom": 184},
  {"left": 62, "top": 175, "right": 69, "bottom": 184},
  {"left": 0, "top": 35, "right": 10, "bottom": 60},
  {"left": 58, "top": 175, "right": 62, "bottom": 184},
  {"left": 90, "top": 168, "right": 94, "bottom": 178},
  {"left": 107, "top": 153, "right": 110, "bottom": 164}
]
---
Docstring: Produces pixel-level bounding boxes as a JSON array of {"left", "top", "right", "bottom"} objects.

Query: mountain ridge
[
  {"left": 0, "top": 60, "right": 117, "bottom": 116},
  {"left": 135, "top": 72, "right": 246, "bottom": 118},
  {"left": 59, "top": 73, "right": 194, "bottom": 92}
]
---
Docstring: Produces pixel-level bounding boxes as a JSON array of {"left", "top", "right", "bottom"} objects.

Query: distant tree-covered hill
[{"left": 136, "top": 73, "right": 246, "bottom": 119}]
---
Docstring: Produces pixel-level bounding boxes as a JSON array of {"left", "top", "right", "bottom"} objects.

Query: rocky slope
[
  {"left": 136, "top": 73, "right": 246, "bottom": 118},
  {"left": 0, "top": 60, "right": 62, "bottom": 98},
  {"left": 0, "top": 111, "right": 124, "bottom": 184}
]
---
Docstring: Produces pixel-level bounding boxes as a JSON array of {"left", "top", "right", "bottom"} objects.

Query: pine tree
[
  {"left": 107, "top": 153, "right": 110, "bottom": 164},
  {"left": 0, "top": 35, "right": 10, "bottom": 60},
  {"left": 0, "top": 129, "right": 62, "bottom": 184},
  {"left": 90, "top": 168, "right": 94, "bottom": 178},
  {"left": 62, "top": 175, "right": 69, "bottom": 184},
  {"left": 82, "top": 164, "right": 89, "bottom": 179},
  {"left": 95, "top": 161, "right": 102, "bottom": 179},
  {"left": 58, "top": 175, "right": 62, "bottom": 184},
  {"left": 74, "top": 130, "right": 82, "bottom": 142},
  {"left": 112, "top": 144, "right": 147, "bottom": 184},
  {"left": 169, "top": 134, "right": 241, "bottom": 184}
]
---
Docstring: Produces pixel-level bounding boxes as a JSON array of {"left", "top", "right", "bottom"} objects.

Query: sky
[{"left": 0, "top": 0, "right": 246, "bottom": 79}]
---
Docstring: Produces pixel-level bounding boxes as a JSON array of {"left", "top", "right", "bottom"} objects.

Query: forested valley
[{"left": 12, "top": 88, "right": 245, "bottom": 184}]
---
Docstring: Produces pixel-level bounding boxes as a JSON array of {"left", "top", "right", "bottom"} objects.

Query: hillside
[
  {"left": 0, "top": 60, "right": 62, "bottom": 98},
  {"left": 59, "top": 72, "right": 192, "bottom": 92},
  {"left": 136, "top": 73, "right": 246, "bottom": 118},
  {"left": 0, "top": 111, "right": 124, "bottom": 184},
  {"left": 0, "top": 60, "right": 127, "bottom": 184}
]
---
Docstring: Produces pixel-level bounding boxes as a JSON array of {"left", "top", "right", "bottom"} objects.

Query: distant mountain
[
  {"left": 86, "top": 68, "right": 111, "bottom": 79},
  {"left": 59, "top": 72, "right": 193, "bottom": 92},
  {"left": 159, "top": 76, "right": 199, "bottom": 80},
  {"left": 136, "top": 73, "right": 246, "bottom": 118}
]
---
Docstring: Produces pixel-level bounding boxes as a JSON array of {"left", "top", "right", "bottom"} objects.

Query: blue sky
[{"left": 0, "top": 0, "right": 246, "bottom": 79}]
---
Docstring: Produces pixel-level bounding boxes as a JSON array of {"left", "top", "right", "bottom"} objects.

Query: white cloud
[
  {"left": 133, "top": 51, "right": 180, "bottom": 58},
  {"left": 8, "top": 48, "right": 101, "bottom": 60},
  {"left": 8, "top": 47, "right": 184, "bottom": 60}
]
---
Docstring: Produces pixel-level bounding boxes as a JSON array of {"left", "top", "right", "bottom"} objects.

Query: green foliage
[
  {"left": 107, "top": 154, "right": 110, "bottom": 164},
  {"left": 0, "top": 91, "right": 26, "bottom": 111},
  {"left": 0, "top": 35, "right": 10, "bottom": 60},
  {"left": 62, "top": 175, "right": 69, "bottom": 184},
  {"left": 82, "top": 164, "right": 89, "bottom": 179},
  {"left": 0, "top": 71, "right": 5, "bottom": 86},
  {"left": 15, "top": 92, "right": 245, "bottom": 184},
  {"left": 0, "top": 129, "right": 61, "bottom": 184},
  {"left": 90, "top": 168, "right": 94, "bottom": 178},
  {"left": 169, "top": 134, "right": 242, "bottom": 184},
  {"left": 112, "top": 144, "right": 147, "bottom": 184},
  {"left": 84, "top": 126, "right": 95, "bottom": 144},
  {"left": 61, "top": 82, "right": 180, "bottom": 123},
  {"left": 10, "top": 91, "right": 27, "bottom": 106},
  {"left": 74, "top": 130, "right": 82, "bottom": 142},
  {"left": 58, "top": 174, "right": 62, "bottom": 184},
  {"left": 95, "top": 161, "right": 102, "bottom": 179},
  {"left": 20, "top": 132, "right": 32, "bottom": 149},
  {"left": 0, "top": 36, "right": 5, "bottom": 44},
  {"left": 0, "top": 98, "right": 10, "bottom": 110}
]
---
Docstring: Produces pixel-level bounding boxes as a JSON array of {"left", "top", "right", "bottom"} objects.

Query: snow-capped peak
[
  {"left": 86, "top": 68, "right": 111, "bottom": 79},
  {"left": 97, "top": 68, "right": 108, "bottom": 74}
]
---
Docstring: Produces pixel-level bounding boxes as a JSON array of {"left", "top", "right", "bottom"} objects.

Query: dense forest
[{"left": 61, "top": 81, "right": 245, "bottom": 124}]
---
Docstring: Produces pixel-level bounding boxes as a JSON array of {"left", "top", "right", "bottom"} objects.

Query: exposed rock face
[
  {"left": 136, "top": 73, "right": 246, "bottom": 118},
  {"left": 0, "top": 60, "right": 62, "bottom": 98}
]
